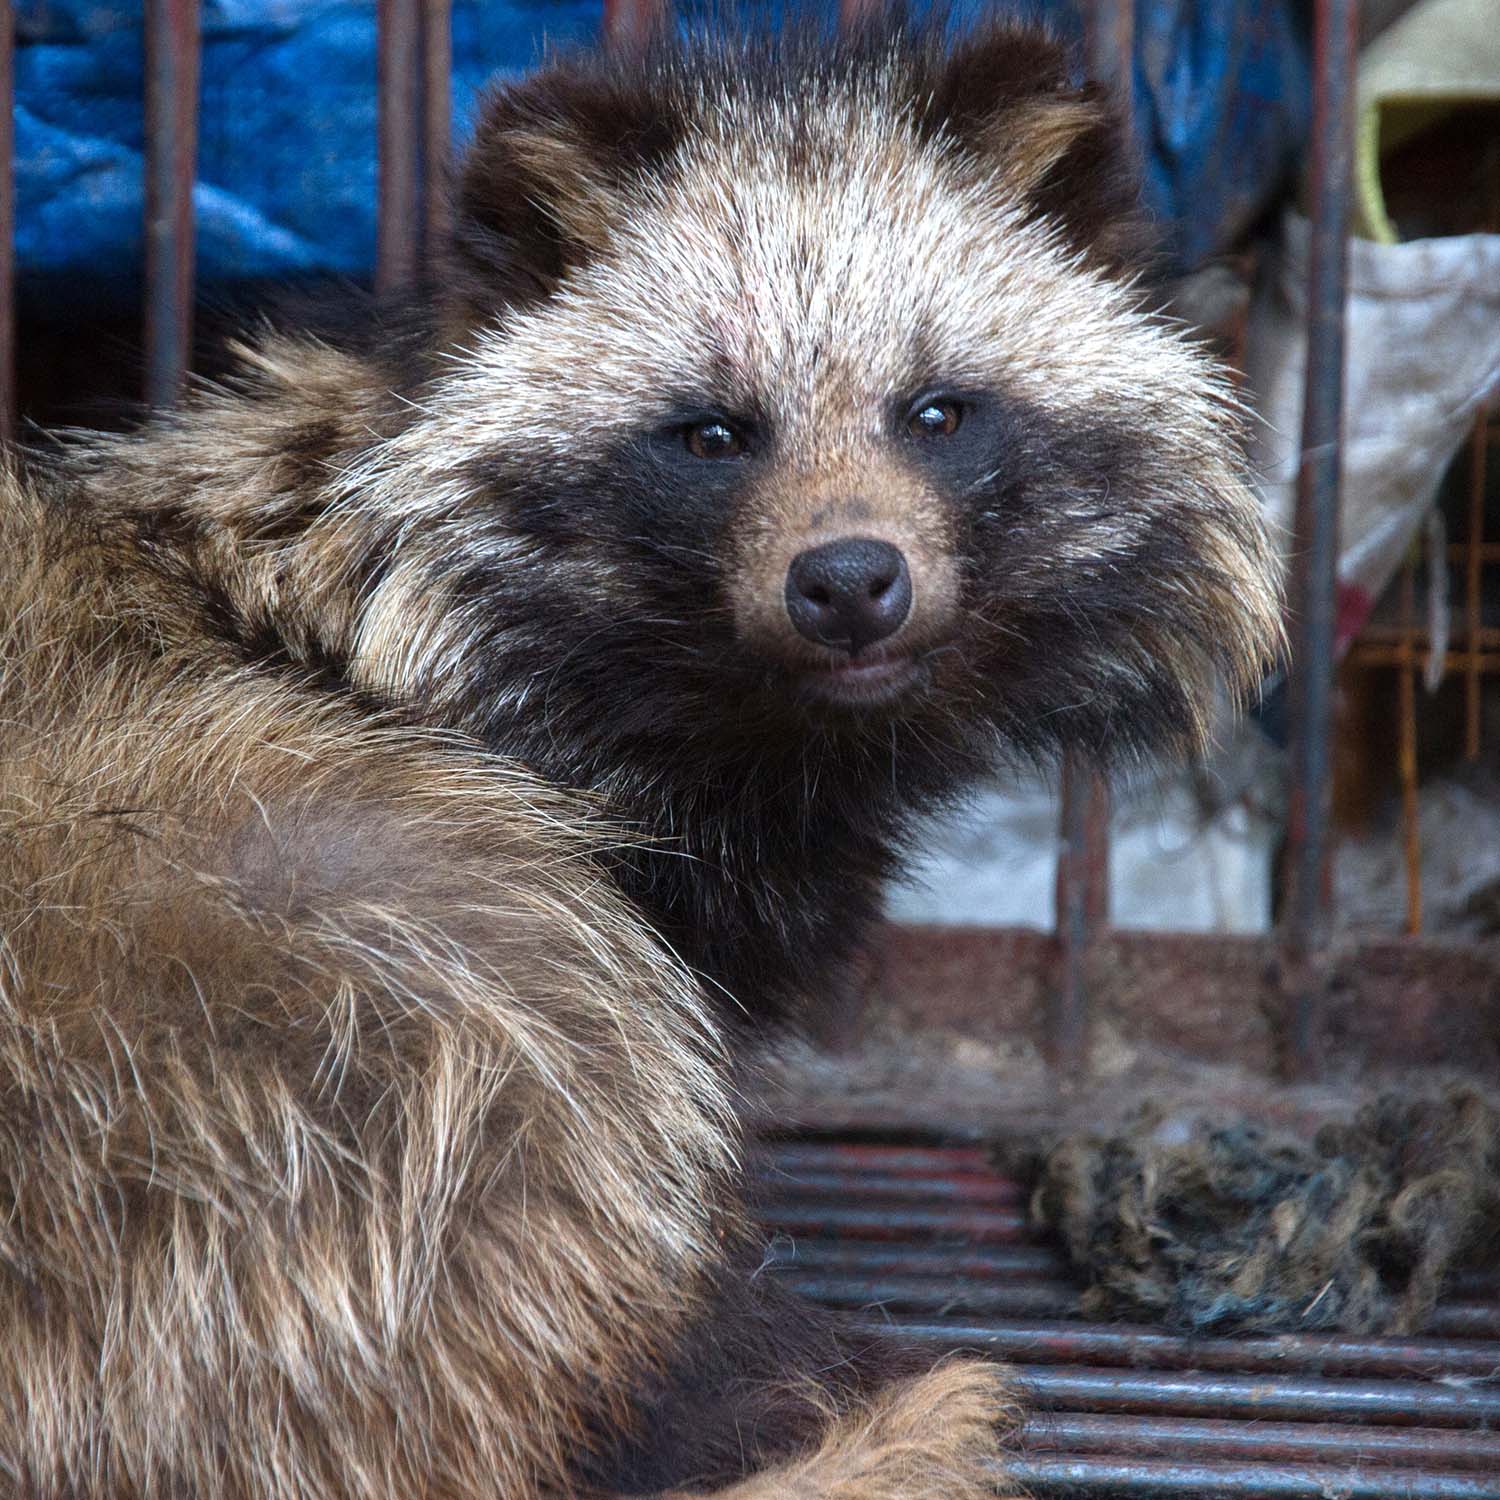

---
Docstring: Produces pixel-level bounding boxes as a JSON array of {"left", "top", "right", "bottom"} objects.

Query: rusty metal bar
[
  {"left": 837, "top": 0, "right": 880, "bottom": 28},
  {"left": 1468, "top": 404, "right": 1490, "bottom": 761},
  {"left": 1477, "top": 154, "right": 1500, "bottom": 757},
  {"left": 1360, "top": 622, "right": 1500, "bottom": 647},
  {"left": 379, "top": 0, "right": 452, "bottom": 285},
  {"left": 763, "top": 1170, "right": 1024, "bottom": 1206},
  {"left": 783, "top": 1269, "right": 1500, "bottom": 1338},
  {"left": 766, "top": 1143, "right": 991, "bottom": 1174},
  {"left": 769, "top": 1241, "right": 1065, "bottom": 1280},
  {"left": 377, "top": 0, "right": 421, "bottom": 293},
  {"left": 892, "top": 1317, "right": 1500, "bottom": 1380},
  {"left": 1477, "top": 145, "right": 1500, "bottom": 757},
  {"left": 1398, "top": 559, "right": 1423, "bottom": 934},
  {"left": 1010, "top": 1365, "right": 1500, "bottom": 1427},
  {"left": 779, "top": 1234, "right": 1500, "bottom": 1300},
  {"left": 1048, "top": 0, "right": 1131, "bottom": 1075},
  {"left": 780, "top": 1271, "right": 1079, "bottom": 1318},
  {"left": 1350, "top": 646, "right": 1500, "bottom": 674},
  {"left": 1024, "top": 1414, "right": 1500, "bottom": 1472},
  {"left": 776, "top": 1235, "right": 1500, "bottom": 1305},
  {"left": 1278, "top": 0, "right": 1358, "bottom": 1075},
  {"left": 143, "top": 0, "right": 200, "bottom": 408},
  {"left": 603, "top": 0, "right": 665, "bottom": 49},
  {"left": 420, "top": 0, "right": 452, "bottom": 267},
  {"left": 1051, "top": 752, "right": 1109, "bottom": 1073},
  {"left": 1085, "top": 0, "right": 1135, "bottom": 127},
  {"left": 760, "top": 1202, "right": 1033, "bottom": 1243},
  {"left": 1005, "top": 1455, "right": 1499, "bottom": 1498},
  {"left": 0, "top": 0, "right": 13, "bottom": 446},
  {"left": 1448, "top": 543, "right": 1500, "bottom": 565},
  {"left": 1422, "top": 1301, "right": 1500, "bottom": 1338}
]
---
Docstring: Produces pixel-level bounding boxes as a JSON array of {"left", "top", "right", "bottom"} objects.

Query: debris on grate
[
  {"left": 757, "top": 1133, "right": 1500, "bottom": 1499},
  {"left": 1027, "top": 1089, "right": 1500, "bottom": 1336}
]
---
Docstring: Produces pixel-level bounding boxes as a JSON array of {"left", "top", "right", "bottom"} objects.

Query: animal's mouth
[{"left": 795, "top": 650, "right": 928, "bottom": 708}]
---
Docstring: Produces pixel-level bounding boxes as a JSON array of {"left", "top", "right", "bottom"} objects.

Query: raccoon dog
[{"left": 0, "top": 13, "right": 1281, "bottom": 1498}]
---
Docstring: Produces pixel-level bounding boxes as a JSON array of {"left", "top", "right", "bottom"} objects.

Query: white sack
[{"left": 1245, "top": 216, "right": 1500, "bottom": 648}]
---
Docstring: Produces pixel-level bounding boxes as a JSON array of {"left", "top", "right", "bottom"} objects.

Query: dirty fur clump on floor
[{"left": 1026, "top": 1090, "right": 1500, "bottom": 1335}]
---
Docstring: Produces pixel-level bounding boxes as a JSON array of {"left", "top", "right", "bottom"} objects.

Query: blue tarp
[
  {"left": 1135, "top": 0, "right": 1311, "bottom": 268},
  {"left": 15, "top": 0, "right": 1310, "bottom": 310}
]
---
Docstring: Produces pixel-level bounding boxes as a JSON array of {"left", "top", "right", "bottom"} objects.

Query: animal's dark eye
[
  {"left": 684, "top": 419, "right": 745, "bottom": 459},
  {"left": 907, "top": 399, "right": 963, "bottom": 438}
]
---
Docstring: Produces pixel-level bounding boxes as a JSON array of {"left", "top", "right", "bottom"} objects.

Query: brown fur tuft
[{"left": 686, "top": 1363, "right": 1024, "bottom": 1500}]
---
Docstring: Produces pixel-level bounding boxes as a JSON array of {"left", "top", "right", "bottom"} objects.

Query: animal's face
[{"left": 347, "top": 23, "right": 1281, "bottom": 769}]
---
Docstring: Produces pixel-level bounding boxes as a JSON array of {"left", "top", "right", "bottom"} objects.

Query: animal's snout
[{"left": 784, "top": 538, "right": 912, "bottom": 654}]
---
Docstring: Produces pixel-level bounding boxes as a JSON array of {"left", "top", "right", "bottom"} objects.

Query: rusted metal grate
[
  {"left": 1344, "top": 406, "right": 1498, "bottom": 938},
  {"left": 759, "top": 1137, "right": 1500, "bottom": 1499}
]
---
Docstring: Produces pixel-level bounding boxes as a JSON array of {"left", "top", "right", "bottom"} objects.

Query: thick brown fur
[
  {"left": 2, "top": 12, "right": 1279, "bottom": 1498},
  {"left": 687, "top": 1363, "right": 1015, "bottom": 1500},
  {"left": 0, "top": 474, "right": 734, "bottom": 1495}
]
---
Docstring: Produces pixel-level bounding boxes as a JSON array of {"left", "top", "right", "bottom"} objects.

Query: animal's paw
[{"left": 682, "top": 1361, "right": 1022, "bottom": 1500}]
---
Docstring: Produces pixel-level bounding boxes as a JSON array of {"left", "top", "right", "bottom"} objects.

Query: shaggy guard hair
[{"left": 2, "top": 13, "right": 1279, "bottom": 1498}]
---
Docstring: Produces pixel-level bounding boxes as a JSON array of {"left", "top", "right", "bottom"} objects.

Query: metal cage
[{"left": 4, "top": 0, "right": 1498, "bottom": 1493}]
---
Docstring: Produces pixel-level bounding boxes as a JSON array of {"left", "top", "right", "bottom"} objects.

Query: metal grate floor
[{"left": 758, "top": 1137, "right": 1500, "bottom": 1499}]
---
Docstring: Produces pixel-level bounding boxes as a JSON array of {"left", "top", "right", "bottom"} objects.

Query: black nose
[{"left": 784, "top": 538, "right": 913, "bottom": 654}]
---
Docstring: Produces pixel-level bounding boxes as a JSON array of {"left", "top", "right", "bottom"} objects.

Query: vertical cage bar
[
  {"left": 1051, "top": 753, "right": 1109, "bottom": 1072},
  {"left": 377, "top": 0, "right": 421, "bottom": 294},
  {"left": 1397, "top": 559, "right": 1422, "bottom": 934},
  {"left": 0, "top": 0, "right": 14, "bottom": 446},
  {"left": 1467, "top": 404, "right": 1489, "bottom": 762},
  {"left": 143, "top": 0, "right": 200, "bottom": 409},
  {"left": 1086, "top": 0, "right": 1134, "bottom": 129},
  {"left": 1279, "top": 0, "right": 1357, "bottom": 1075},
  {"left": 603, "top": 0, "right": 665, "bottom": 49},
  {"left": 1048, "top": 0, "right": 1130, "bottom": 1073},
  {"left": 420, "top": 0, "right": 452, "bottom": 267}
]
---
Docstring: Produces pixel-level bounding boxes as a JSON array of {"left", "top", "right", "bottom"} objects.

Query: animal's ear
[
  {"left": 925, "top": 24, "right": 1142, "bottom": 268},
  {"left": 448, "top": 61, "right": 679, "bottom": 323}
]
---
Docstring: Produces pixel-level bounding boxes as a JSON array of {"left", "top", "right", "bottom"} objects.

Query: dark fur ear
[
  {"left": 922, "top": 23, "right": 1144, "bottom": 269},
  {"left": 448, "top": 61, "right": 680, "bottom": 324}
]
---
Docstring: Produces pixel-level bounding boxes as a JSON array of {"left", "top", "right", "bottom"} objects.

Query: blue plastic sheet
[
  {"left": 1134, "top": 0, "right": 1311, "bottom": 269},
  {"left": 15, "top": 0, "right": 1310, "bottom": 310}
]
